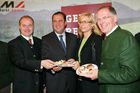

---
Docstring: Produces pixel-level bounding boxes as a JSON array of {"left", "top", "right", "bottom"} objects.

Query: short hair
[
  {"left": 97, "top": 6, "right": 117, "bottom": 15},
  {"left": 19, "top": 15, "right": 34, "bottom": 25},
  {"left": 52, "top": 11, "right": 66, "bottom": 21}
]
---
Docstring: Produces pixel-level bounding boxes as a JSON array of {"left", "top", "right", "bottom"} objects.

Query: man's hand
[
  {"left": 41, "top": 59, "right": 55, "bottom": 69},
  {"left": 53, "top": 66, "right": 62, "bottom": 72},
  {"left": 67, "top": 58, "right": 75, "bottom": 62},
  {"left": 69, "top": 61, "right": 80, "bottom": 70}
]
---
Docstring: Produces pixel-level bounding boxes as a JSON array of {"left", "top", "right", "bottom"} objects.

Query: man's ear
[{"left": 114, "top": 15, "right": 118, "bottom": 23}]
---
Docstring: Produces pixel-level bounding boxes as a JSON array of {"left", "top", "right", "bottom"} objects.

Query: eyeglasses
[
  {"left": 96, "top": 16, "right": 112, "bottom": 22},
  {"left": 53, "top": 20, "right": 64, "bottom": 23},
  {"left": 78, "top": 21, "right": 92, "bottom": 24}
]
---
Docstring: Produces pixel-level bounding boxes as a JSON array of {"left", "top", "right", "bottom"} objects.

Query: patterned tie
[
  {"left": 102, "top": 33, "right": 107, "bottom": 40},
  {"left": 59, "top": 35, "right": 66, "bottom": 53},
  {"left": 28, "top": 38, "right": 32, "bottom": 45}
]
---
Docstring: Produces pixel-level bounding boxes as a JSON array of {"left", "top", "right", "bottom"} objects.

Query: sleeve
[
  {"left": 8, "top": 41, "right": 42, "bottom": 72},
  {"left": 41, "top": 36, "right": 50, "bottom": 60},
  {"left": 98, "top": 35, "right": 140, "bottom": 84}
]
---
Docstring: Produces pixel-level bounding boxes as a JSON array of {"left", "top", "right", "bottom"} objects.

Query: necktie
[
  {"left": 102, "top": 33, "right": 107, "bottom": 40},
  {"left": 29, "top": 38, "right": 33, "bottom": 45},
  {"left": 59, "top": 35, "right": 66, "bottom": 53}
]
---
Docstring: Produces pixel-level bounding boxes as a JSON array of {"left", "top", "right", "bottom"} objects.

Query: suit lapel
[
  {"left": 19, "top": 36, "right": 35, "bottom": 51},
  {"left": 66, "top": 32, "right": 71, "bottom": 53},
  {"left": 19, "top": 36, "right": 30, "bottom": 46},
  {"left": 80, "top": 33, "right": 94, "bottom": 52}
]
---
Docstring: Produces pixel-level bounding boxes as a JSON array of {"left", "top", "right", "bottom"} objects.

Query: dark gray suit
[
  {"left": 8, "top": 35, "right": 43, "bottom": 93},
  {"left": 42, "top": 32, "right": 77, "bottom": 93}
]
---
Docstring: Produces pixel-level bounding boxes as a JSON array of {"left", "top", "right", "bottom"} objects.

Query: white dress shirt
[
  {"left": 55, "top": 32, "right": 66, "bottom": 46},
  {"left": 21, "top": 34, "right": 34, "bottom": 45},
  {"left": 106, "top": 25, "right": 118, "bottom": 36}
]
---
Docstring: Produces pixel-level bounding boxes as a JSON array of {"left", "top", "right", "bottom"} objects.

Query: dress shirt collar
[
  {"left": 21, "top": 34, "right": 34, "bottom": 44},
  {"left": 106, "top": 25, "right": 118, "bottom": 36},
  {"left": 55, "top": 31, "right": 66, "bottom": 45}
]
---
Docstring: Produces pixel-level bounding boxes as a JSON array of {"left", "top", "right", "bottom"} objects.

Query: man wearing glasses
[{"left": 85, "top": 6, "right": 140, "bottom": 93}]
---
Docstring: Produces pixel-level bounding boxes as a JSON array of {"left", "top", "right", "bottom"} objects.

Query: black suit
[
  {"left": 77, "top": 32, "right": 102, "bottom": 93},
  {"left": 8, "top": 35, "right": 43, "bottom": 93},
  {"left": 42, "top": 32, "right": 77, "bottom": 93}
]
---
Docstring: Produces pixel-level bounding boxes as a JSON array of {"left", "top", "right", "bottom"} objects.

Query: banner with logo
[
  {"left": 0, "top": 0, "right": 140, "bottom": 42},
  {"left": 61, "top": 3, "right": 112, "bottom": 35}
]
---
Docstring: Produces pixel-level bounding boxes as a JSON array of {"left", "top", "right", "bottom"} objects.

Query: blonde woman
[{"left": 72, "top": 12, "right": 103, "bottom": 93}]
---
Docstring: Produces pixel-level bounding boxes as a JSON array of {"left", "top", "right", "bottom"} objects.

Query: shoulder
[
  {"left": 66, "top": 32, "right": 77, "bottom": 39},
  {"left": 66, "top": 32, "right": 76, "bottom": 36},
  {"left": 90, "top": 32, "right": 103, "bottom": 42},
  {"left": 33, "top": 36, "right": 41, "bottom": 41},
  {"left": 116, "top": 26, "right": 133, "bottom": 38},
  {"left": 114, "top": 27, "right": 137, "bottom": 47},
  {"left": 8, "top": 36, "right": 21, "bottom": 44},
  {"left": 42, "top": 32, "right": 54, "bottom": 40},
  {"left": 0, "top": 41, "right": 8, "bottom": 48},
  {"left": 109, "top": 26, "right": 134, "bottom": 42},
  {"left": 0, "top": 41, "right": 7, "bottom": 45}
]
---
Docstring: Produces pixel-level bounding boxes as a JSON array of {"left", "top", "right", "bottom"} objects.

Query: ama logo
[{"left": 0, "top": 1, "right": 25, "bottom": 12}]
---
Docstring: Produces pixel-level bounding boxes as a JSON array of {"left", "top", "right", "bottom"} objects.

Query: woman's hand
[
  {"left": 84, "top": 69, "right": 98, "bottom": 80},
  {"left": 71, "top": 61, "right": 80, "bottom": 70}
]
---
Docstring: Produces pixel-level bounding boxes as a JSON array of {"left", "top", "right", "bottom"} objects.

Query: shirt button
[
  {"left": 35, "top": 82, "right": 38, "bottom": 85},
  {"left": 101, "top": 62, "right": 103, "bottom": 65},
  {"left": 33, "top": 55, "right": 36, "bottom": 57},
  {"left": 35, "top": 69, "right": 39, "bottom": 72}
]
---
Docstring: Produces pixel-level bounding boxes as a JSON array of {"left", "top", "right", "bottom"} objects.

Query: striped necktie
[
  {"left": 59, "top": 35, "right": 66, "bottom": 53},
  {"left": 28, "top": 38, "right": 33, "bottom": 45}
]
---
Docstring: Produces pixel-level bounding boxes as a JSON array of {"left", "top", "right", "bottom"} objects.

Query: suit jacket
[
  {"left": 8, "top": 35, "right": 43, "bottom": 93},
  {"left": 77, "top": 32, "right": 102, "bottom": 93},
  {"left": 78, "top": 32, "right": 102, "bottom": 66},
  {"left": 0, "top": 41, "right": 13, "bottom": 89},
  {"left": 41, "top": 32, "right": 77, "bottom": 93},
  {"left": 98, "top": 26, "right": 140, "bottom": 93}
]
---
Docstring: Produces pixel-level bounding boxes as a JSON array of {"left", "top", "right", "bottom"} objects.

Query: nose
[{"left": 25, "top": 26, "right": 29, "bottom": 29}]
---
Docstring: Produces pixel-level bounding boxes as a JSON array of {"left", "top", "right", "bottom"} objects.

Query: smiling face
[
  {"left": 78, "top": 16, "right": 94, "bottom": 33},
  {"left": 96, "top": 8, "right": 118, "bottom": 34},
  {"left": 52, "top": 14, "right": 66, "bottom": 34},
  {"left": 19, "top": 17, "right": 34, "bottom": 37}
]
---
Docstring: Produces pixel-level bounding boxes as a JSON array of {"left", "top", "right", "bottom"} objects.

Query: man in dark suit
[
  {"left": 41, "top": 11, "right": 77, "bottom": 93},
  {"left": 8, "top": 16, "right": 55, "bottom": 93},
  {"left": 0, "top": 41, "right": 13, "bottom": 93},
  {"left": 85, "top": 6, "right": 140, "bottom": 93}
]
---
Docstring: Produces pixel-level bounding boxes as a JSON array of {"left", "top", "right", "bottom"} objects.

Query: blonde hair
[{"left": 78, "top": 12, "right": 102, "bottom": 38}]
